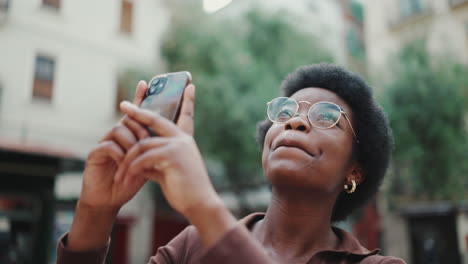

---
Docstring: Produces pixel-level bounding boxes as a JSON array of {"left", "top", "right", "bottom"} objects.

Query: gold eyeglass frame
[{"left": 267, "top": 97, "right": 359, "bottom": 143}]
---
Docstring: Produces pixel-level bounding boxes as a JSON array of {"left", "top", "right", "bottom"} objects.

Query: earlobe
[
  {"left": 344, "top": 164, "right": 362, "bottom": 194},
  {"left": 347, "top": 163, "right": 363, "bottom": 185}
]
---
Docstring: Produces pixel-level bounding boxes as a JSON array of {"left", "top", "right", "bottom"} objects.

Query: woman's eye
[
  {"left": 316, "top": 112, "right": 339, "bottom": 126},
  {"left": 319, "top": 113, "right": 334, "bottom": 121},
  {"left": 278, "top": 109, "right": 294, "bottom": 117}
]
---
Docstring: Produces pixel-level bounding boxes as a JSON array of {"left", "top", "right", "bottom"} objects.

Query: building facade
[
  {"left": 0, "top": 0, "right": 169, "bottom": 263},
  {"left": 365, "top": 0, "right": 468, "bottom": 84},
  {"left": 0, "top": 0, "right": 168, "bottom": 156}
]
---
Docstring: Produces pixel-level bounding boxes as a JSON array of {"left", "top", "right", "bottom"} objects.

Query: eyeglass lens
[
  {"left": 308, "top": 102, "right": 341, "bottom": 128},
  {"left": 267, "top": 97, "right": 298, "bottom": 123},
  {"left": 268, "top": 98, "right": 341, "bottom": 128}
]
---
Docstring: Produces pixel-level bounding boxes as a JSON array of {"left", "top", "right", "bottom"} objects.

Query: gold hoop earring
[{"left": 344, "top": 180, "right": 356, "bottom": 194}]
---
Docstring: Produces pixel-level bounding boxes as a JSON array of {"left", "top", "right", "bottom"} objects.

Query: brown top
[{"left": 56, "top": 213, "right": 406, "bottom": 264}]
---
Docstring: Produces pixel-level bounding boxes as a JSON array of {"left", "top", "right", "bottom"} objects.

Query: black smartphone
[{"left": 140, "top": 71, "right": 192, "bottom": 123}]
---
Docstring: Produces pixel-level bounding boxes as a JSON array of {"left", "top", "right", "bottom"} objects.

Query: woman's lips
[{"left": 273, "top": 138, "right": 316, "bottom": 157}]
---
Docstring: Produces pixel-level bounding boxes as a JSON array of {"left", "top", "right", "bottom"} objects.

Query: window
[
  {"left": 349, "top": 0, "right": 364, "bottom": 23},
  {"left": 347, "top": 26, "right": 365, "bottom": 59},
  {"left": 119, "top": 0, "right": 133, "bottom": 34},
  {"left": 42, "top": 0, "right": 60, "bottom": 9},
  {"left": 0, "top": 0, "right": 10, "bottom": 13},
  {"left": 33, "top": 55, "right": 55, "bottom": 101},
  {"left": 400, "top": 0, "right": 423, "bottom": 18}
]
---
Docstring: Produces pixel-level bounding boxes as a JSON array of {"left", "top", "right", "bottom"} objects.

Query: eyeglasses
[{"left": 266, "top": 97, "right": 359, "bottom": 143}]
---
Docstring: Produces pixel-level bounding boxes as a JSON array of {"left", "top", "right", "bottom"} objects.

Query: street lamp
[{"left": 203, "top": 0, "right": 232, "bottom": 13}]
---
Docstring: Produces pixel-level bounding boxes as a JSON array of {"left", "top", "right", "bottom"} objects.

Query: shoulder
[
  {"left": 361, "top": 255, "right": 407, "bottom": 264},
  {"left": 330, "top": 227, "right": 406, "bottom": 264},
  {"left": 149, "top": 213, "right": 266, "bottom": 263}
]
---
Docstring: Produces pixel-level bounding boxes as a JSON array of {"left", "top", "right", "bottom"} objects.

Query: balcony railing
[
  {"left": 449, "top": 0, "right": 468, "bottom": 7},
  {"left": 389, "top": 5, "right": 433, "bottom": 30}
]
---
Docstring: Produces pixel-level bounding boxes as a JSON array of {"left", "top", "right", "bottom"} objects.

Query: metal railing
[{"left": 449, "top": 0, "right": 468, "bottom": 7}]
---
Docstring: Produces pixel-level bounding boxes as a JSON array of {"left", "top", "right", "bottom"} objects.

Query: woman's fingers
[
  {"left": 101, "top": 124, "right": 138, "bottom": 152},
  {"left": 101, "top": 114, "right": 150, "bottom": 155},
  {"left": 114, "top": 137, "right": 168, "bottom": 182},
  {"left": 120, "top": 101, "right": 180, "bottom": 137},
  {"left": 177, "top": 84, "right": 196, "bottom": 136},
  {"left": 89, "top": 141, "right": 125, "bottom": 164},
  {"left": 122, "top": 116, "right": 150, "bottom": 140},
  {"left": 124, "top": 147, "right": 171, "bottom": 185},
  {"left": 133, "top": 80, "right": 148, "bottom": 106}
]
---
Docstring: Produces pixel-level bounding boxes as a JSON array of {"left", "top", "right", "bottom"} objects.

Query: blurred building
[
  {"left": 365, "top": 0, "right": 468, "bottom": 83},
  {"left": 0, "top": 0, "right": 168, "bottom": 263},
  {"left": 363, "top": 0, "right": 468, "bottom": 263}
]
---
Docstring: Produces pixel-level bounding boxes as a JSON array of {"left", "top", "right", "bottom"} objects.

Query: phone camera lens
[{"left": 148, "top": 77, "right": 166, "bottom": 95}]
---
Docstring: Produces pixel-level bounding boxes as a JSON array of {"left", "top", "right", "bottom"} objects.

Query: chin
[
  {"left": 265, "top": 161, "right": 312, "bottom": 186},
  {"left": 263, "top": 161, "right": 338, "bottom": 194}
]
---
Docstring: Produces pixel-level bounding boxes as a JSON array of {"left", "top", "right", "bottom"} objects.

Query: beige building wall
[{"left": 457, "top": 210, "right": 468, "bottom": 264}]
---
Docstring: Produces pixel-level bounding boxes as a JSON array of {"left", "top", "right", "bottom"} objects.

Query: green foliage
[
  {"left": 161, "top": 8, "right": 333, "bottom": 189},
  {"left": 383, "top": 41, "right": 468, "bottom": 201}
]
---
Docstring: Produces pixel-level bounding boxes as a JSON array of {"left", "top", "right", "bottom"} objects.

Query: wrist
[
  {"left": 76, "top": 200, "right": 120, "bottom": 218},
  {"left": 185, "top": 197, "right": 237, "bottom": 248},
  {"left": 67, "top": 200, "right": 119, "bottom": 251}
]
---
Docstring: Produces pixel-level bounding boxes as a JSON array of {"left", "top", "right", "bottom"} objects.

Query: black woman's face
[{"left": 262, "top": 88, "right": 356, "bottom": 194}]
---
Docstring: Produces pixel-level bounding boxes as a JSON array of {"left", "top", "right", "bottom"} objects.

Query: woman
[{"left": 57, "top": 64, "right": 406, "bottom": 263}]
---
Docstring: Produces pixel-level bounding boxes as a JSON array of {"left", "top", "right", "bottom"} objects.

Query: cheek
[
  {"left": 261, "top": 126, "right": 279, "bottom": 171},
  {"left": 320, "top": 135, "right": 354, "bottom": 177}
]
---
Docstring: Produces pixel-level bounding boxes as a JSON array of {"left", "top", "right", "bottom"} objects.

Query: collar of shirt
[{"left": 240, "top": 212, "right": 380, "bottom": 262}]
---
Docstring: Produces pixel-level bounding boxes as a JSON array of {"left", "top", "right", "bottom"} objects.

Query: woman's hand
[
  {"left": 67, "top": 81, "right": 151, "bottom": 251},
  {"left": 116, "top": 84, "right": 219, "bottom": 216},
  {"left": 117, "top": 84, "right": 237, "bottom": 247},
  {"left": 79, "top": 81, "right": 150, "bottom": 212}
]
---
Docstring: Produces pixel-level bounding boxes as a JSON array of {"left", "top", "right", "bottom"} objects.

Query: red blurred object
[
  {"left": 110, "top": 216, "right": 135, "bottom": 264},
  {"left": 152, "top": 213, "right": 188, "bottom": 254},
  {"left": 352, "top": 200, "right": 380, "bottom": 249},
  {"left": 465, "top": 234, "right": 468, "bottom": 251}
]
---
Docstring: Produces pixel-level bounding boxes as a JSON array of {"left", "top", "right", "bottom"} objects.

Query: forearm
[{"left": 67, "top": 200, "right": 119, "bottom": 251}]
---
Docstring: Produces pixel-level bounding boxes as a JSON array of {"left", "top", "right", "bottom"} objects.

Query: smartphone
[{"left": 140, "top": 71, "right": 192, "bottom": 123}]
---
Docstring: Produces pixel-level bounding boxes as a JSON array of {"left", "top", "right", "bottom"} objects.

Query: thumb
[
  {"left": 177, "top": 84, "right": 196, "bottom": 135},
  {"left": 133, "top": 80, "right": 148, "bottom": 106}
]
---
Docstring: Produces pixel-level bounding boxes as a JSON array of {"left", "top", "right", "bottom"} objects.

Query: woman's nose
[{"left": 285, "top": 114, "right": 311, "bottom": 132}]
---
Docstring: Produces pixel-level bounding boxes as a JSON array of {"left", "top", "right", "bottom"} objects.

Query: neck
[{"left": 253, "top": 186, "right": 340, "bottom": 260}]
